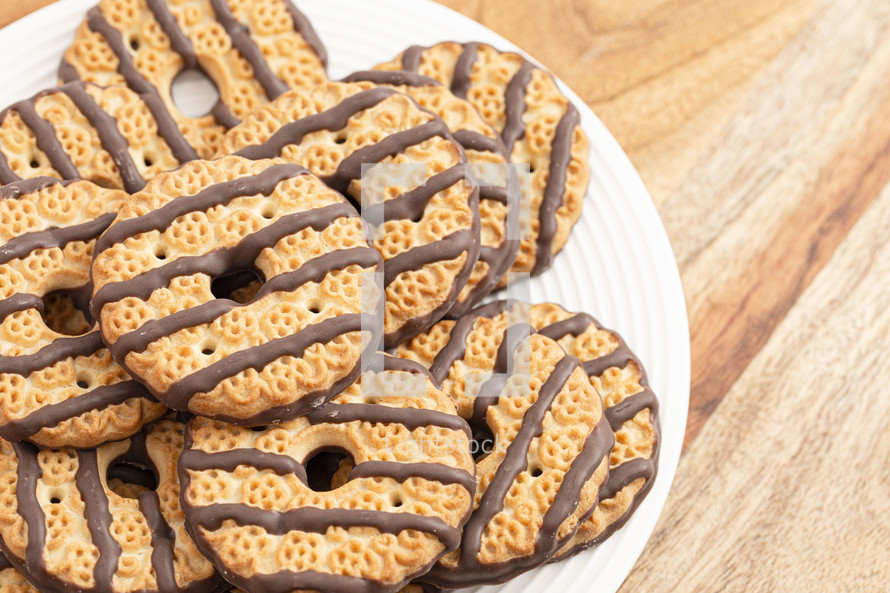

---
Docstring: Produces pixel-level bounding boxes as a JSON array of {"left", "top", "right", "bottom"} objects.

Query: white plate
[{"left": 0, "top": 2, "right": 690, "bottom": 592}]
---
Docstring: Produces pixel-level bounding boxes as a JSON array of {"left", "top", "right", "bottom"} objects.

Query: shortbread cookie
[
  {"left": 0, "top": 418, "right": 224, "bottom": 593},
  {"left": 0, "top": 178, "right": 165, "bottom": 449},
  {"left": 395, "top": 301, "right": 613, "bottom": 586},
  {"left": 90, "top": 156, "right": 382, "bottom": 424},
  {"left": 343, "top": 70, "right": 519, "bottom": 317},
  {"left": 0, "top": 81, "right": 197, "bottom": 192},
  {"left": 220, "top": 81, "right": 481, "bottom": 347},
  {"left": 530, "top": 304, "right": 659, "bottom": 557},
  {"left": 377, "top": 42, "right": 590, "bottom": 281},
  {"left": 0, "top": 554, "right": 36, "bottom": 593},
  {"left": 61, "top": 0, "right": 328, "bottom": 158},
  {"left": 179, "top": 354, "right": 476, "bottom": 593}
]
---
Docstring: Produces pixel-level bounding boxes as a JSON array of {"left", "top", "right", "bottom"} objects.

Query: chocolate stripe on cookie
[
  {"left": 0, "top": 212, "right": 115, "bottom": 266},
  {"left": 282, "top": 1, "right": 328, "bottom": 68},
  {"left": 361, "top": 164, "right": 466, "bottom": 224},
  {"left": 538, "top": 418, "right": 613, "bottom": 546},
  {"left": 236, "top": 569, "right": 410, "bottom": 593},
  {"left": 0, "top": 380, "right": 154, "bottom": 441},
  {"left": 0, "top": 152, "right": 19, "bottom": 184},
  {"left": 139, "top": 490, "right": 178, "bottom": 593},
  {"left": 93, "top": 201, "right": 357, "bottom": 315},
  {"left": 501, "top": 61, "right": 535, "bottom": 152},
  {"left": 470, "top": 323, "right": 535, "bottom": 423},
  {"left": 0, "top": 332, "right": 104, "bottom": 376},
  {"left": 342, "top": 70, "right": 440, "bottom": 88},
  {"left": 450, "top": 42, "right": 479, "bottom": 99},
  {"left": 234, "top": 87, "right": 397, "bottom": 161},
  {"left": 61, "top": 83, "right": 145, "bottom": 193},
  {"left": 605, "top": 389, "right": 658, "bottom": 430},
  {"left": 598, "top": 456, "right": 656, "bottom": 502},
  {"left": 328, "top": 119, "right": 451, "bottom": 192},
  {"left": 400, "top": 46, "right": 424, "bottom": 73},
  {"left": 436, "top": 355, "right": 580, "bottom": 580},
  {"left": 533, "top": 105, "right": 580, "bottom": 276},
  {"left": 72, "top": 8, "right": 199, "bottom": 163},
  {"left": 180, "top": 448, "right": 309, "bottom": 483},
  {"left": 95, "top": 163, "right": 309, "bottom": 257},
  {"left": 12, "top": 442, "right": 47, "bottom": 576},
  {"left": 450, "top": 129, "right": 503, "bottom": 157},
  {"left": 348, "top": 461, "right": 476, "bottom": 492},
  {"left": 187, "top": 503, "right": 461, "bottom": 549},
  {"left": 8, "top": 100, "right": 79, "bottom": 180},
  {"left": 76, "top": 449, "right": 121, "bottom": 593},
  {"left": 111, "top": 246, "right": 377, "bottom": 358},
  {"left": 307, "top": 402, "right": 471, "bottom": 437},
  {"left": 0, "top": 294, "right": 44, "bottom": 322},
  {"left": 163, "top": 313, "right": 367, "bottom": 409},
  {"left": 145, "top": 0, "right": 198, "bottom": 69},
  {"left": 209, "top": 0, "right": 289, "bottom": 100},
  {"left": 382, "top": 228, "right": 474, "bottom": 286}
]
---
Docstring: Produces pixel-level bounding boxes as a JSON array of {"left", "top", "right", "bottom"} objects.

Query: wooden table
[{"left": 3, "top": 0, "right": 889, "bottom": 590}]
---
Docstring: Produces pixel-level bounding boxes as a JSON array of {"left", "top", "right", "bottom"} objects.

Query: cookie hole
[
  {"left": 304, "top": 448, "right": 354, "bottom": 492},
  {"left": 307, "top": 302, "right": 321, "bottom": 315},
  {"left": 250, "top": 425, "right": 268, "bottom": 432},
  {"left": 211, "top": 268, "right": 264, "bottom": 304},
  {"left": 154, "top": 247, "right": 166, "bottom": 260},
  {"left": 201, "top": 346, "right": 215, "bottom": 356},
  {"left": 144, "top": 157, "right": 153, "bottom": 167},
  {"left": 393, "top": 497, "right": 403, "bottom": 508},
  {"left": 261, "top": 204, "right": 277, "bottom": 219},
  {"left": 129, "top": 37, "right": 140, "bottom": 51},
  {"left": 29, "top": 159, "right": 39, "bottom": 169},
  {"left": 107, "top": 460, "right": 158, "bottom": 498},
  {"left": 470, "top": 423, "right": 495, "bottom": 463},
  {"left": 41, "top": 291, "right": 92, "bottom": 336},
  {"left": 76, "top": 378, "right": 90, "bottom": 389},
  {"left": 171, "top": 69, "right": 220, "bottom": 118},
  {"left": 530, "top": 467, "right": 543, "bottom": 477},
  {"left": 50, "top": 497, "right": 61, "bottom": 504},
  {"left": 333, "top": 132, "right": 347, "bottom": 145}
]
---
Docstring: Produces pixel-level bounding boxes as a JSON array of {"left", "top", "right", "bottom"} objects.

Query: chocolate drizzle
[
  {"left": 139, "top": 491, "right": 178, "bottom": 593},
  {"left": 450, "top": 42, "right": 479, "bottom": 99},
  {"left": 0, "top": 381, "right": 155, "bottom": 442},
  {"left": 7, "top": 99, "right": 79, "bottom": 180},
  {"left": 144, "top": 0, "right": 198, "bottom": 69},
  {"left": 501, "top": 61, "right": 535, "bottom": 152},
  {"left": 61, "top": 82, "right": 145, "bottom": 193},
  {"left": 76, "top": 449, "right": 120, "bottom": 593},
  {"left": 209, "top": 0, "right": 288, "bottom": 100},
  {"left": 0, "top": 332, "right": 104, "bottom": 377},
  {"left": 282, "top": 0, "right": 328, "bottom": 69},
  {"left": 12, "top": 442, "right": 47, "bottom": 577},
  {"left": 0, "top": 212, "right": 115, "bottom": 266},
  {"left": 400, "top": 46, "right": 424, "bottom": 72}
]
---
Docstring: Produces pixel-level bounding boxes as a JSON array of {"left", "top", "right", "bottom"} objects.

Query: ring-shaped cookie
[{"left": 179, "top": 355, "right": 476, "bottom": 593}]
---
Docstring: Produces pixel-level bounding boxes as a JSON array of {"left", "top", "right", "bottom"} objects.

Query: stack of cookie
[{"left": 0, "top": 2, "right": 660, "bottom": 593}]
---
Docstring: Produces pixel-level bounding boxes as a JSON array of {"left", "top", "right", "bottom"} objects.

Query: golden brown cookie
[
  {"left": 60, "top": 0, "right": 328, "bottom": 158},
  {"left": 0, "top": 418, "right": 225, "bottom": 593},
  {"left": 377, "top": 42, "right": 590, "bottom": 282},
  {"left": 530, "top": 303, "right": 659, "bottom": 558},
  {"left": 0, "top": 81, "right": 197, "bottom": 192},
  {"left": 220, "top": 81, "right": 481, "bottom": 348},
  {"left": 90, "top": 156, "right": 383, "bottom": 425},
  {"left": 342, "top": 70, "right": 520, "bottom": 317},
  {"left": 395, "top": 301, "right": 613, "bottom": 586},
  {"left": 178, "top": 354, "right": 476, "bottom": 593},
  {"left": 0, "top": 178, "right": 165, "bottom": 449},
  {"left": 0, "top": 554, "right": 36, "bottom": 593}
]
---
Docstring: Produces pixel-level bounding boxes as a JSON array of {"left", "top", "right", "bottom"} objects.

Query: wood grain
[{"left": 2, "top": 0, "right": 889, "bottom": 591}]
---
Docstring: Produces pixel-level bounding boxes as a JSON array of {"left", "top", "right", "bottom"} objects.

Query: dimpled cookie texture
[
  {"left": 178, "top": 355, "right": 476, "bottom": 593},
  {"left": 0, "top": 81, "right": 197, "bottom": 192},
  {"left": 530, "top": 303, "right": 659, "bottom": 558},
  {"left": 90, "top": 155, "right": 382, "bottom": 425},
  {"left": 0, "top": 419, "right": 224, "bottom": 593},
  {"left": 342, "top": 70, "right": 520, "bottom": 317},
  {"left": 0, "top": 554, "right": 36, "bottom": 593},
  {"left": 0, "top": 178, "right": 165, "bottom": 449},
  {"left": 60, "top": 0, "right": 328, "bottom": 158},
  {"left": 220, "top": 81, "right": 481, "bottom": 348},
  {"left": 376, "top": 41, "right": 590, "bottom": 283},
  {"left": 395, "top": 301, "right": 613, "bottom": 586}
]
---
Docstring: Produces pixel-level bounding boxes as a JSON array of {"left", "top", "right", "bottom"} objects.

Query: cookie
[
  {"left": 529, "top": 303, "right": 659, "bottom": 557},
  {"left": 0, "top": 554, "right": 36, "bottom": 593},
  {"left": 0, "top": 418, "right": 225, "bottom": 593},
  {"left": 0, "top": 81, "right": 199, "bottom": 192},
  {"left": 178, "top": 354, "right": 476, "bottom": 593},
  {"left": 394, "top": 301, "right": 613, "bottom": 586},
  {"left": 61, "top": 0, "right": 328, "bottom": 158},
  {"left": 342, "top": 70, "right": 520, "bottom": 317},
  {"left": 220, "top": 81, "right": 481, "bottom": 348},
  {"left": 0, "top": 177, "right": 166, "bottom": 449},
  {"left": 376, "top": 42, "right": 590, "bottom": 282},
  {"left": 90, "top": 156, "right": 383, "bottom": 424}
]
